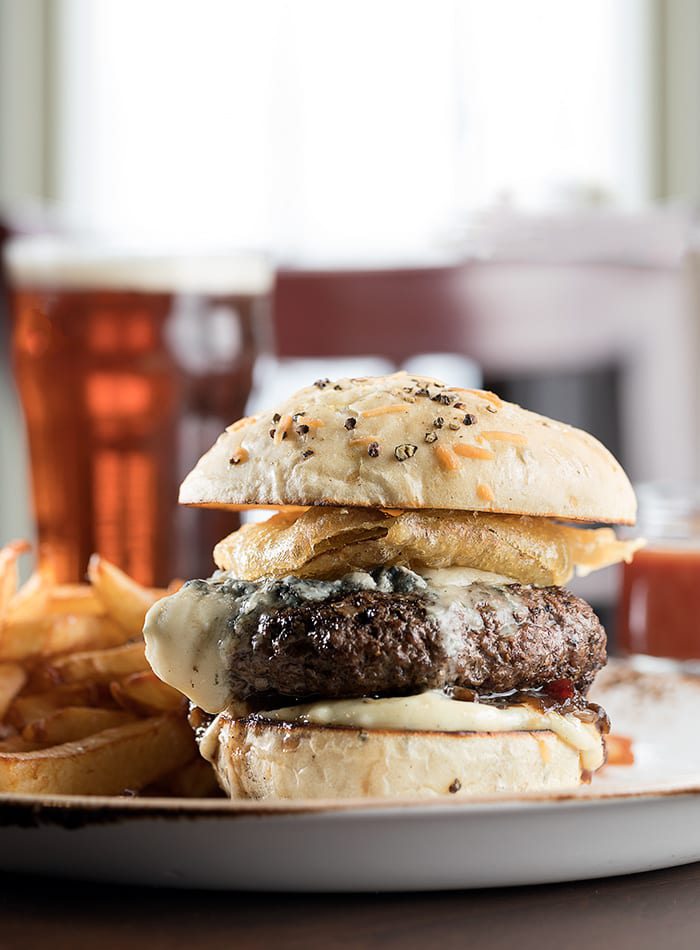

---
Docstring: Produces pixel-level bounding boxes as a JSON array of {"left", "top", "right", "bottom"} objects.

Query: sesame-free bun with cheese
[{"left": 179, "top": 373, "right": 636, "bottom": 524}]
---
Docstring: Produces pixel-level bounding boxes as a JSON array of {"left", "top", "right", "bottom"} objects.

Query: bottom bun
[{"left": 201, "top": 714, "right": 598, "bottom": 800}]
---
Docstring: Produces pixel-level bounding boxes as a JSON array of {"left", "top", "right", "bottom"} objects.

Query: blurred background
[{"left": 1, "top": 0, "right": 700, "bottom": 634}]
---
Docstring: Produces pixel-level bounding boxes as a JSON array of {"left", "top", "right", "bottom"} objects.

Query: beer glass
[{"left": 5, "top": 237, "right": 273, "bottom": 586}]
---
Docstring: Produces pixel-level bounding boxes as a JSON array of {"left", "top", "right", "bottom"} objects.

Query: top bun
[{"left": 179, "top": 373, "right": 636, "bottom": 524}]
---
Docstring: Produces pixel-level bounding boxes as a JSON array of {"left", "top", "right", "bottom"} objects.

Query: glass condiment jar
[{"left": 617, "top": 482, "right": 700, "bottom": 672}]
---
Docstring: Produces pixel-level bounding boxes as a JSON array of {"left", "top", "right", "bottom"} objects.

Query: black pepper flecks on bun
[{"left": 179, "top": 373, "right": 637, "bottom": 524}]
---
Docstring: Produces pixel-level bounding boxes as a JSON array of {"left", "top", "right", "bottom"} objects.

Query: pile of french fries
[{"left": 0, "top": 542, "right": 218, "bottom": 797}]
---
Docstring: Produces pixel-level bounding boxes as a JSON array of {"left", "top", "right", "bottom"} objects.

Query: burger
[{"left": 144, "top": 373, "right": 641, "bottom": 799}]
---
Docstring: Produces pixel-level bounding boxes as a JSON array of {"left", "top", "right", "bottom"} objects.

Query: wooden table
[{"left": 1, "top": 862, "right": 699, "bottom": 950}]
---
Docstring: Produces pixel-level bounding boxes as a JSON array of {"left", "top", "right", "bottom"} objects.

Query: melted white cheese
[
  {"left": 198, "top": 714, "right": 225, "bottom": 763},
  {"left": 421, "top": 568, "right": 525, "bottom": 660},
  {"left": 144, "top": 586, "right": 229, "bottom": 714},
  {"left": 419, "top": 566, "right": 516, "bottom": 586},
  {"left": 260, "top": 691, "right": 605, "bottom": 771}
]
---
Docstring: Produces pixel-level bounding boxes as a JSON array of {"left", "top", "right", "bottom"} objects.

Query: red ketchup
[{"left": 617, "top": 547, "right": 700, "bottom": 661}]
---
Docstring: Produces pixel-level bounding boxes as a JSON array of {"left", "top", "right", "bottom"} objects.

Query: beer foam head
[{"left": 4, "top": 236, "right": 273, "bottom": 295}]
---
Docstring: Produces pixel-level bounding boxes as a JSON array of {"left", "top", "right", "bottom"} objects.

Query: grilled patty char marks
[{"left": 227, "top": 585, "right": 606, "bottom": 705}]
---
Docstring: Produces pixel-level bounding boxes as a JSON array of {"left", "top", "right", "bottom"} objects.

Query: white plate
[{"left": 1, "top": 663, "right": 699, "bottom": 892}]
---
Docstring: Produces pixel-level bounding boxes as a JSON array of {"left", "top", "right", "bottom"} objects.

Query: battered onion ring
[{"left": 214, "top": 507, "right": 642, "bottom": 586}]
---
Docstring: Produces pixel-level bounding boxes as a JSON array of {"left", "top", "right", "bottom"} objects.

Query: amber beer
[{"left": 6, "top": 239, "right": 272, "bottom": 586}]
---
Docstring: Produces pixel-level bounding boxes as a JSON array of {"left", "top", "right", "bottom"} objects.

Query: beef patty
[{"left": 225, "top": 583, "right": 606, "bottom": 705}]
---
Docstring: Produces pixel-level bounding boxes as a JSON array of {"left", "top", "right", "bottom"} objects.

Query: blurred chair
[
  {"left": 267, "top": 263, "right": 482, "bottom": 406},
  {"left": 274, "top": 265, "right": 470, "bottom": 363}
]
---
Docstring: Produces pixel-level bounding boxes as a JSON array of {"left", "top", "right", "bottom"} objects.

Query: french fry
[
  {"left": 88, "top": 554, "right": 162, "bottom": 637},
  {"left": 42, "top": 614, "right": 130, "bottom": 654},
  {"left": 111, "top": 670, "right": 186, "bottom": 715},
  {"left": 44, "top": 585, "right": 105, "bottom": 616},
  {"left": 6, "top": 682, "right": 105, "bottom": 730},
  {"left": 5, "top": 559, "right": 56, "bottom": 624},
  {"left": 0, "top": 540, "right": 30, "bottom": 622},
  {"left": 0, "top": 663, "right": 26, "bottom": 719},
  {"left": 0, "top": 736, "right": 45, "bottom": 754},
  {"left": 0, "top": 543, "right": 211, "bottom": 798},
  {"left": 42, "top": 641, "right": 148, "bottom": 685},
  {"left": 0, "top": 616, "right": 53, "bottom": 661},
  {"left": 22, "top": 706, "right": 136, "bottom": 745},
  {"left": 0, "top": 614, "right": 128, "bottom": 661},
  {"left": 0, "top": 715, "right": 197, "bottom": 795}
]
